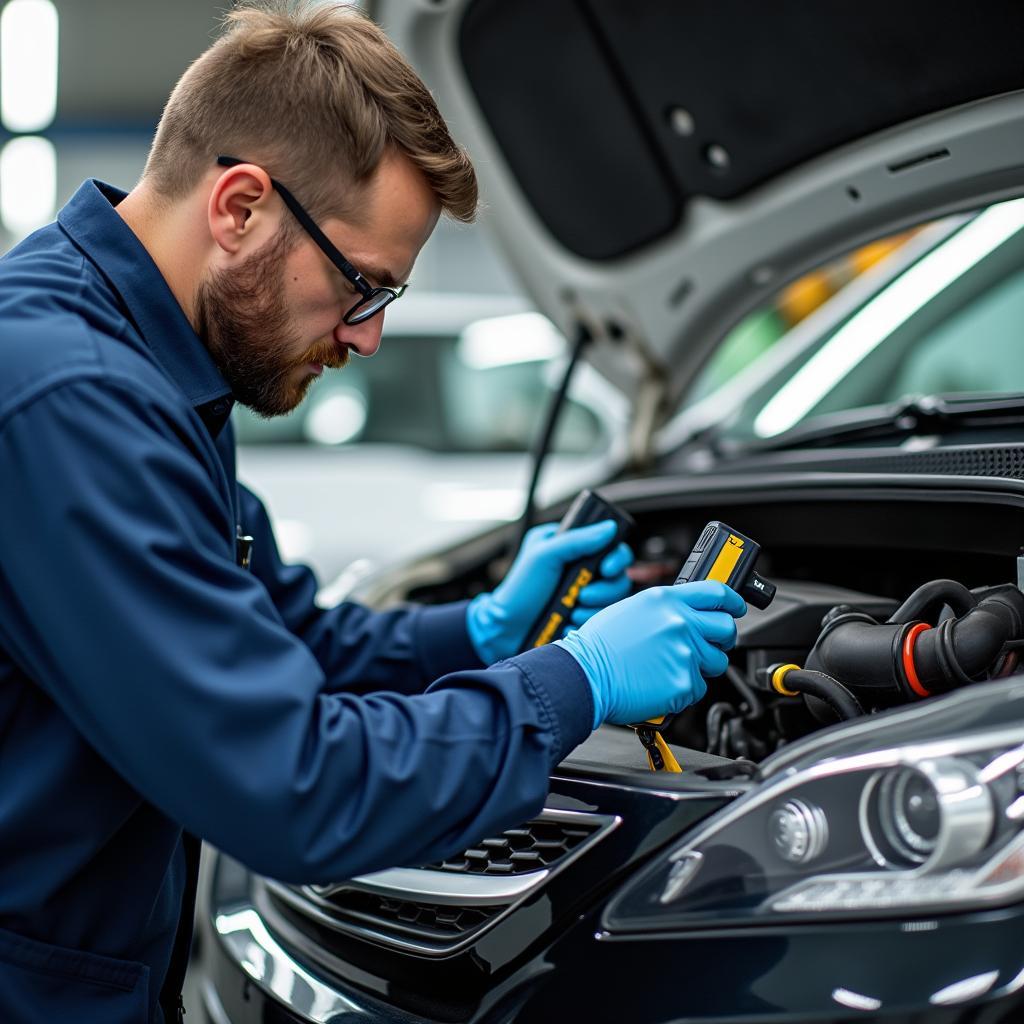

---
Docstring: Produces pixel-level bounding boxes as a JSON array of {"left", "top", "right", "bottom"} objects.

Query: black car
[{"left": 194, "top": 2, "right": 1024, "bottom": 1021}]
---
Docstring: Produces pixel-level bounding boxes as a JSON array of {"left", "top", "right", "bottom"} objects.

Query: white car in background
[{"left": 233, "top": 291, "right": 628, "bottom": 596}]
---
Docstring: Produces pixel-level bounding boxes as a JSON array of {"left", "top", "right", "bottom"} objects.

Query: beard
[{"left": 195, "top": 229, "right": 348, "bottom": 417}]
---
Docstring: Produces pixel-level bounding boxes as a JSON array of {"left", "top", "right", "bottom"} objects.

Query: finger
[
  {"left": 669, "top": 673, "right": 707, "bottom": 714},
  {"left": 576, "top": 575, "right": 631, "bottom": 609},
  {"left": 541, "top": 519, "right": 617, "bottom": 561},
  {"left": 521, "top": 522, "right": 558, "bottom": 552},
  {"left": 674, "top": 580, "right": 747, "bottom": 617},
  {"left": 570, "top": 605, "right": 600, "bottom": 627},
  {"left": 692, "top": 634, "right": 730, "bottom": 678},
  {"left": 599, "top": 542, "right": 635, "bottom": 578},
  {"left": 692, "top": 609, "right": 739, "bottom": 650},
  {"left": 659, "top": 671, "right": 708, "bottom": 712}
]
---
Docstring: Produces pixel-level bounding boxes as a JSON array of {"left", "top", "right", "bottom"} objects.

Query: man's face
[
  {"left": 198, "top": 151, "right": 440, "bottom": 417},
  {"left": 195, "top": 224, "right": 338, "bottom": 417}
]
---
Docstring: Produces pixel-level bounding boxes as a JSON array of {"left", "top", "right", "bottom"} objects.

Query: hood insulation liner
[{"left": 459, "top": 0, "right": 1024, "bottom": 261}]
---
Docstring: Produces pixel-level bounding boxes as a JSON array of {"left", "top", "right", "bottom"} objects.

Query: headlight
[
  {"left": 604, "top": 680, "right": 1024, "bottom": 933},
  {"left": 859, "top": 759, "right": 993, "bottom": 872}
]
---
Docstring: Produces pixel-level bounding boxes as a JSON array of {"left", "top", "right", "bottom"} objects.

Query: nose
[{"left": 335, "top": 314, "right": 384, "bottom": 357}]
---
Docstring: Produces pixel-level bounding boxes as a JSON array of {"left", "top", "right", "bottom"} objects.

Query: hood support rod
[{"left": 516, "top": 322, "right": 593, "bottom": 549}]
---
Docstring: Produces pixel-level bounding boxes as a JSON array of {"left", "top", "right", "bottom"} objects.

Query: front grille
[
  {"left": 427, "top": 816, "right": 599, "bottom": 876},
  {"left": 323, "top": 890, "right": 503, "bottom": 940},
  {"left": 267, "top": 808, "right": 618, "bottom": 954}
]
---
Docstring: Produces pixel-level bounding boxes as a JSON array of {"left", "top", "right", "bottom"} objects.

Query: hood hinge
[{"left": 627, "top": 371, "right": 670, "bottom": 471}]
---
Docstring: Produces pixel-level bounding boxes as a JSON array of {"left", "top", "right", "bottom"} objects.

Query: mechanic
[{"left": 0, "top": 4, "right": 745, "bottom": 1022}]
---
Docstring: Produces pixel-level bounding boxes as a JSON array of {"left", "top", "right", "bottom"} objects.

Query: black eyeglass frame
[{"left": 217, "top": 155, "right": 407, "bottom": 325}]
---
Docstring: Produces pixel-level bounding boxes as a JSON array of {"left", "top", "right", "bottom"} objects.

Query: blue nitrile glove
[
  {"left": 466, "top": 520, "right": 634, "bottom": 664},
  {"left": 555, "top": 580, "right": 746, "bottom": 729}
]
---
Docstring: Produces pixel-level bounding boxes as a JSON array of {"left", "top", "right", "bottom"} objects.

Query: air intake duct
[{"left": 805, "top": 582, "right": 1024, "bottom": 704}]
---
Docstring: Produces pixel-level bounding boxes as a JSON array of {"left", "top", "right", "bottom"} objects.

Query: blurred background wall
[{"left": 0, "top": 0, "right": 518, "bottom": 294}]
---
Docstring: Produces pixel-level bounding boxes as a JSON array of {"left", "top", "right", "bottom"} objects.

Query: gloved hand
[
  {"left": 555, "top": 580, "right": 746, "bottom": 728},
  {"left": 466, "top": 520, "right": 634, "bottom": 665}
]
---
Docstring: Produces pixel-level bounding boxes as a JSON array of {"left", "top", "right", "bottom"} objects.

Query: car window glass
[
  {"left": 686, "top": 232, "right": 917, "bottom": 406},
  {"left": 674, "top": 196, "right": 1024, "bottom": 441},
  {"left": 843, "top": 259, "right": 1024, "bottom": 406}
]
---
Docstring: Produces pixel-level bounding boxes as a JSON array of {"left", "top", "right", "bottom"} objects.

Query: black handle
[{"left": 523, "top": 490, "right": 634, "bottom": 649}]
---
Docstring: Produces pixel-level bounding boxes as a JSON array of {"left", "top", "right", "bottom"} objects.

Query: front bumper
[
  {"left": 200, "top": 893, "right": 1024, "bottom": 1024},
  {"left": 194, "top": 730, "right": 1024, "bottom": 1023}
]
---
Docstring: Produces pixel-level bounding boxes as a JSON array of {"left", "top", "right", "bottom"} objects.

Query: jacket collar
[{"left": 57, "top": 180, "right": 234, "bottom": 435}]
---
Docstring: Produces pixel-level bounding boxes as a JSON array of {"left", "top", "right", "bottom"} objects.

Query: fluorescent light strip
[
  {"left": 457, "top": 313, "right": 564, "bottom": 369},
  {"left": 754, "top": 197, "right": 1024, "bottom": 438},
  {"left": 0, "top": 135, "right": 56, "bottom": 235},
  {"left": 1, "top": 0, "right": 59, "bottom": 133}
]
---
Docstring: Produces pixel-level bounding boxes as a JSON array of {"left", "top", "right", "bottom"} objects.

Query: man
[{"left": 0, "top": 4, "right": 744, "bottom": 1021}]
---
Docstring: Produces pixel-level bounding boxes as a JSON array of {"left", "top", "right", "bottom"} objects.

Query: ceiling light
[
  {"left": 0, "top": 135, "right": 56, "bottom": 236},
  {"left": 457, "top": 313, "right": 564, "bottom": 370},
  {"left": 1, "top": 0, "right": 59, "bottom": 133}
]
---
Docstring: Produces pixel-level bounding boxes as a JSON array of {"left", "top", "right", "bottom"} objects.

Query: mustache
[{"left": 303, "top": 340, "right": 350, "bottom": 371}]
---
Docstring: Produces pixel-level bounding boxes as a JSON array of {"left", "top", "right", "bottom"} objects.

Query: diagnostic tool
[
  {"left": 525, "top": 489, "right": 634, "bottom": 650},
  {"left": 633, "top": 522, "right": 777, "bottom": 772},
  {"left": 675, "top": 522, "right": 776, "bottom": 609}
]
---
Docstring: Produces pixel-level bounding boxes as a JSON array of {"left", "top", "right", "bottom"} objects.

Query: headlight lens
[
  {"left": 604, "top": 718, "right": 1024, "bottom": 933},
  {"left": 768, "top": 798, "right": 829, "bottom": 865},
  {"left": 858, "top": 758, "right": 994, "bottom": 872},
  {"left": 871, "top": 767, "right": 940, "bottom": 864}
]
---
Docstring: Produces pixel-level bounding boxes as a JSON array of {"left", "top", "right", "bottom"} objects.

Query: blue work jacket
[{"left": 0, "top": 181, "right": 592, "bottom": 1023}]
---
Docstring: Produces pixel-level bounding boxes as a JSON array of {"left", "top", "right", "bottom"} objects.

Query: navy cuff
[
  {"left": 414, "top": 600, "right": 485, "bottom": 684},
  {"left": 505, "top": 644, "right": 594, "bottom": 766}
]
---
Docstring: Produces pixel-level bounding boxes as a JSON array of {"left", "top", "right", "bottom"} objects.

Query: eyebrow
[{"left": 361, "top": 264, "right": 404, "bottom": 289}]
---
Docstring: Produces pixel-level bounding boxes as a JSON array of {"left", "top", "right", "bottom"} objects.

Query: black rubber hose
[
  {"left": 887, "top": 579, "right": 977, "bottom": 625},
  {"left": 806, "top": 617, "right": 904, "bottom": 697},
  {"left": 914, "top": 592, "right": 1024, "bottom": 687},
  {"left": 931, "top": 617, "right": 976, "bottom": 686},
  {"left": 726, "top": 666, "right": 764, "bottom": 718},
  {"left": 705, "top": 703, "right": 736, "bottom": 756},
  {"left": 809, "top": 588, "right": 1024, "bottom": 698},
  {"left": 783, "top": 669, "right": 864, "bottom": 721}
]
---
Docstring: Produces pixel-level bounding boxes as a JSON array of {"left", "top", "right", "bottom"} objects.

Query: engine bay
[
  {"left": 658, "top": 575, "right": 1024, "bottom": 764},
  {"left": 405, "top": 476, "right": 1024, "bottom": 770},
  {"left": 624, "top": 490, "right": 1024, "bottom": 765}
]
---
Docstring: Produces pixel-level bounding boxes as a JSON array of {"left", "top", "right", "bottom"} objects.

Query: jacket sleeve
[
  {"left": 237, "top": 483, "right": 486, "bottom": 696},
  {"left": 0, "top": 376, "right": 593, "bottom": 884}
]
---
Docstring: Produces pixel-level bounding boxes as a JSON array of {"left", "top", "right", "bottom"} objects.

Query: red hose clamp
[{"left": 902, "top": 622, "right": 932, "bottom": 698}]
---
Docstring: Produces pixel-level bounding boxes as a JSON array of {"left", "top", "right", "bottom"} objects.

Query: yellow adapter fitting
[{"left": 771, "top": 663, "right": 802, "bottom": 697}]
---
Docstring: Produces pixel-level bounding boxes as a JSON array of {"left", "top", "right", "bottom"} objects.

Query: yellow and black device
[
  {"left": 673, "top": 521, "right": 776, "bottom": 609},
  {"left": 524, "top": 489, "right": 635, "bottom": 650},
  {"left": 632, "top": 522, "right": 777, "bottom": 772}
]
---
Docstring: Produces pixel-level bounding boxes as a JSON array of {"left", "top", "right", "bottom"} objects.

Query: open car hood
[{"left": 383, "top": 1, "right": 1024, "bottom": 441}]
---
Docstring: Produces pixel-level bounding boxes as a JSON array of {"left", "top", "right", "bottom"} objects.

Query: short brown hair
[{"left": 143, "top": 1, "right": 477, "bottom": 223}]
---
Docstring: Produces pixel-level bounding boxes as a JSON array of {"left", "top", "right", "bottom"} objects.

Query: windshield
[{"left": 674, "top": 195, "right": 1024, "bottom": 445}]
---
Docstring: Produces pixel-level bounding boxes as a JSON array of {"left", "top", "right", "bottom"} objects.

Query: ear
[{"left": 207, "top": 163, "right": 278, "bottom": 256}]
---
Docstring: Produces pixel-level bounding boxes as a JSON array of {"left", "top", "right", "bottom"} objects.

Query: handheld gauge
[
  {"left": 524, "top": 489, "right": 635, "bottom": 650},
  {"left": 633, "top": 522, "right": 776, "bottom": 771},
  {"left": 674, "top": 521, "right": 776, "bottom": 609}
]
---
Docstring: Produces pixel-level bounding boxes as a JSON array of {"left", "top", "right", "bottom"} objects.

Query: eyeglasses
[{"left": 217, "top": 156, "right": 407, "bottom": 325}]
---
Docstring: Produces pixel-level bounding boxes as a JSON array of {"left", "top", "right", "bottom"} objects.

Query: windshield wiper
[{"left": 745, "top": 393, "right": 1024, "bottom": 452}]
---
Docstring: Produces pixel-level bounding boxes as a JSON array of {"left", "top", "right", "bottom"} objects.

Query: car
[
  {"left": 194, "top": 2, "right": 1024, "bottom": 1022},
  {"left": 233, "top": 291, "right": 627, "bottom": 593}
]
